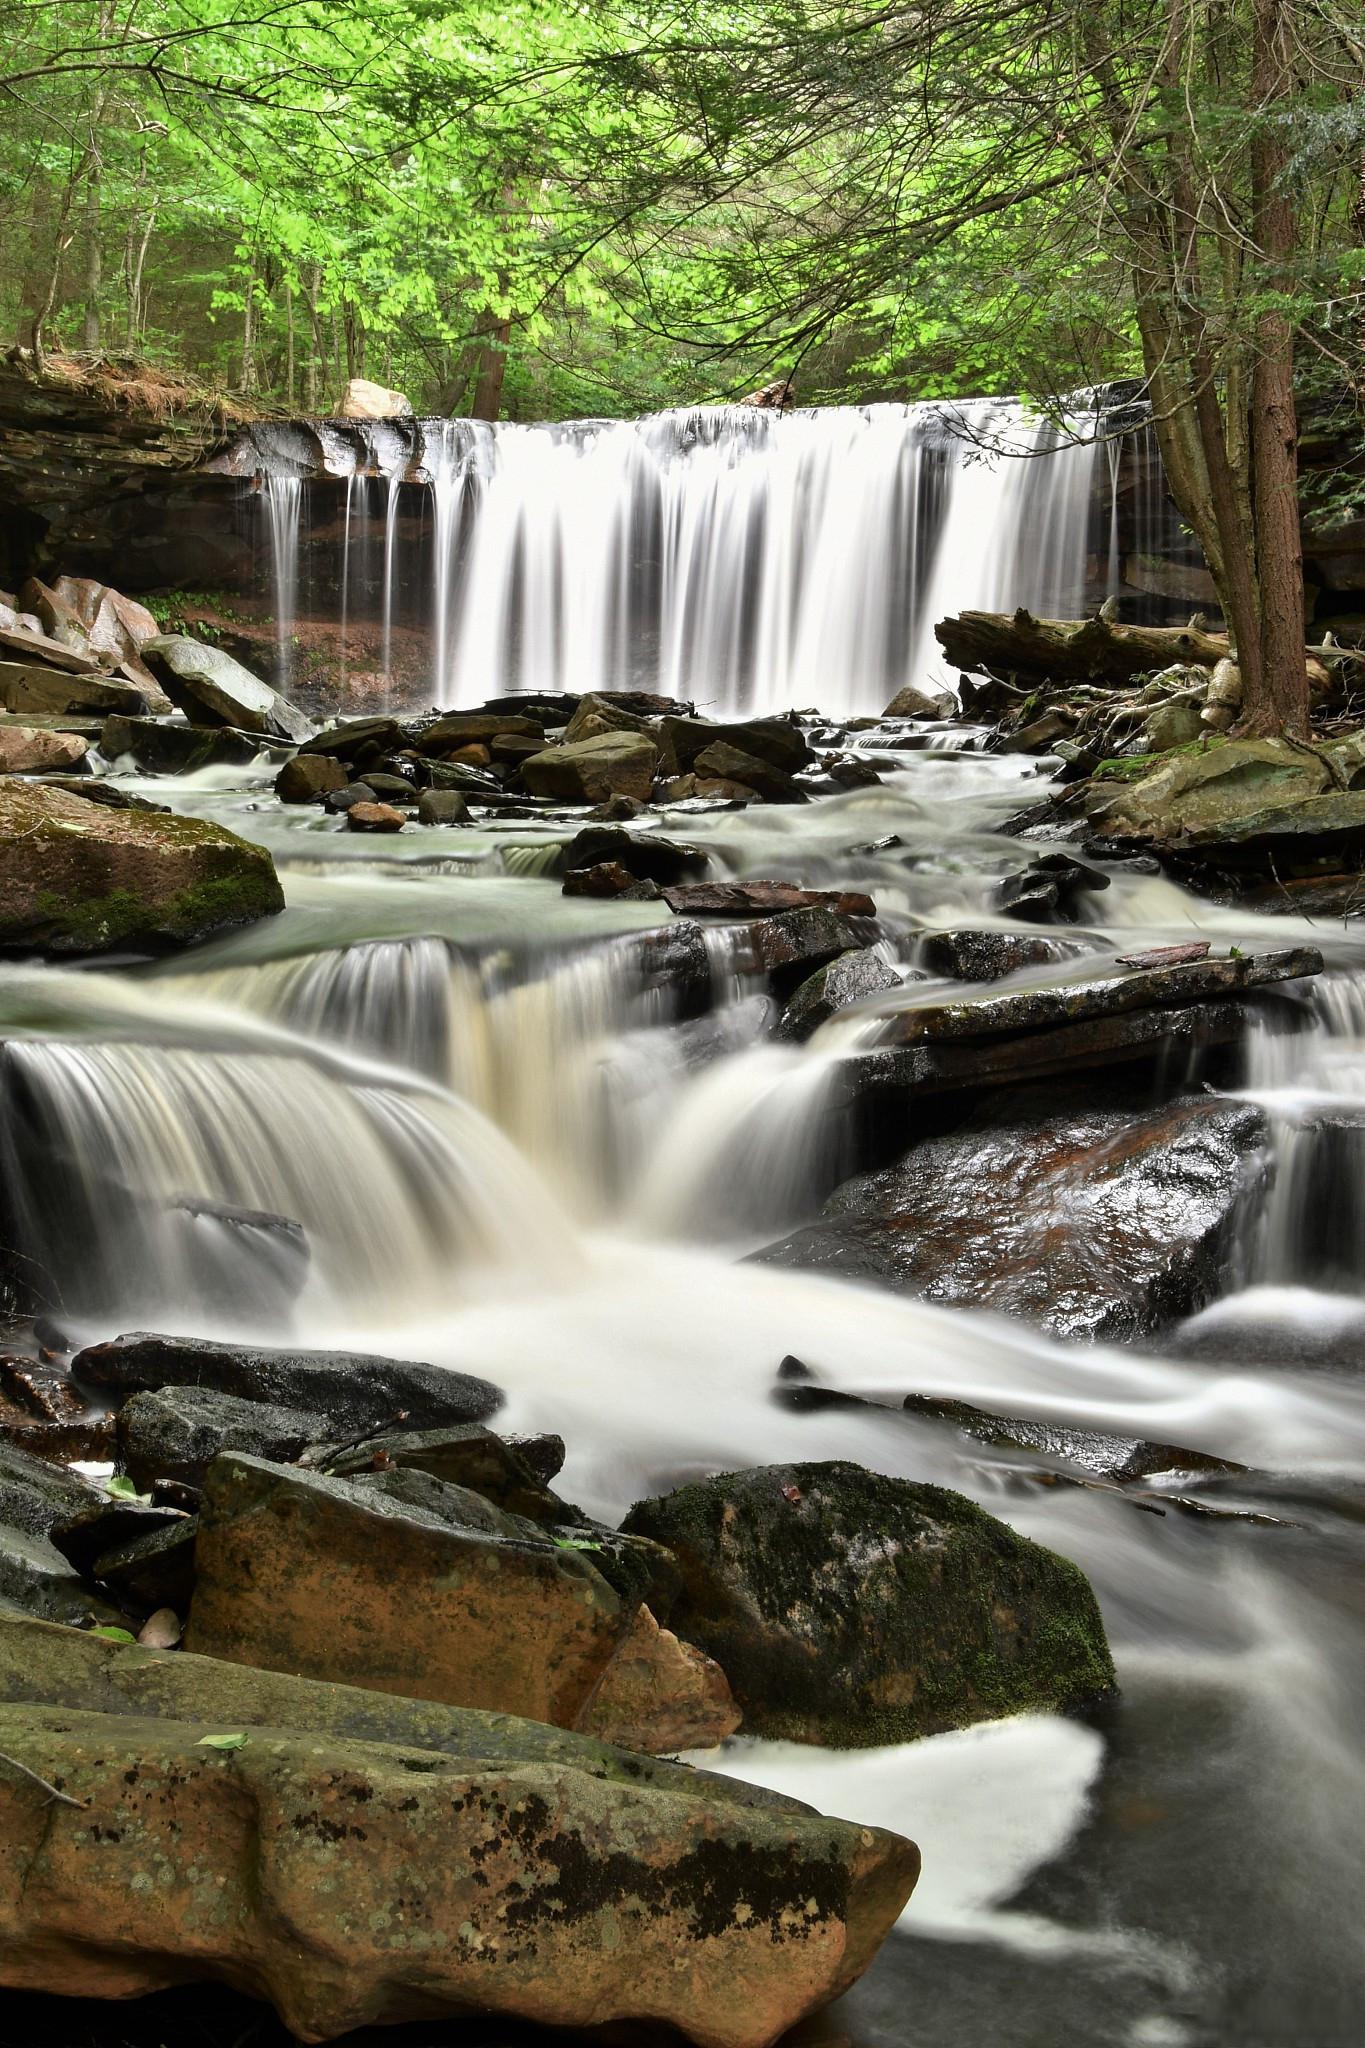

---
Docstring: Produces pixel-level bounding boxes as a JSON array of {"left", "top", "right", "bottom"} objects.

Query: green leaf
[
  {"left": 105, "top": 1476, "right": 152, "bottom": 1504},
  {"left": 552, "top": 1536, "right": 604, "bottom": 1552},
  {"left": 88, "top": 1625, "right": 137, "bottom": 1643},
  {"left": 197, "top": 1732, "right": 250, "bottom": 1752}
]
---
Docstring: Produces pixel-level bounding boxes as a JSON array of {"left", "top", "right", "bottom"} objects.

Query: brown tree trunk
[
  {"left": 240, "top": 257, "right": 257, "bottom": 395},
  {"left": 470, "top": 315, "right": 511, "bottom": 421},
  {"left": 14, "top": 174, "right": 55, "bottom": 348},
  {"left": 1239, "top": 0, "right": 1309, "bottom": 737},
  {"left": 81, "top": 153, "right": 102, "bottom": 351}
]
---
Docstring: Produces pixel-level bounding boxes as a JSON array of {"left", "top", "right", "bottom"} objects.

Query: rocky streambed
[{"left": 1, "top": 605, "right": 1365, "bottom": 2046}]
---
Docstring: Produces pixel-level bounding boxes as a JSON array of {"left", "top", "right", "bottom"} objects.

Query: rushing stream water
[{"left": 4, "top": 729, "right": 1363, "bottom": 2047}]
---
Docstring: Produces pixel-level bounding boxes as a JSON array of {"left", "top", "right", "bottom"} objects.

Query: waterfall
[
  {"left": 251, "top": 395, "right": 1122, "bottom": 717},
  {"left": 262, "top": 473, "right": 302, "bottom": 687}
]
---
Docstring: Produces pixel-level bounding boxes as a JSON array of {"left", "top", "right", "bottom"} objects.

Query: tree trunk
[
  {"left": 14, "top": 174, "right": 55, "bottom": 348},
  {"left": 81, "top": 152, "right": 102, "bottom": 351},
  {"left": 470, "top": 315, "right": 511, "bottom": 421},
  {"left": 1239, "top": 0, "right": 1309, "bottom": 738},
  {"left": 241, "top": 257, "right": 257, "bottom": 395},
  {"left": 125, "top": 205, "right": 156, "bottom": 350},
  {"left": 304, "top": 266, "right": 322, "bottom": 413},
  {"left": 285, "top": 282, "right": 296, "bottom": 407},
  {"left": 936, "top": 608, "right": 1233, "bottom": 687}
]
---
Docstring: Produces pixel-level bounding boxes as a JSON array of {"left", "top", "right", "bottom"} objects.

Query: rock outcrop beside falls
[{"left": 0, "top": 1622, "right": 918, "bottom": 2048}]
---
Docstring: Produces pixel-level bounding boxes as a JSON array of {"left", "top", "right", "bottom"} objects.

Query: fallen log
[{"left": 936, "top": 608, "right": 1231, "bottom": 688}]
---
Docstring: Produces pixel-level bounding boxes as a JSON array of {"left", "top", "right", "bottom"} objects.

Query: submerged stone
[
  {"left": 777, "top": 946, "right": 901, "bottom": 1041},
  {"left": 623, "top": 1460, "right": 1114, "bottom": 1746}
]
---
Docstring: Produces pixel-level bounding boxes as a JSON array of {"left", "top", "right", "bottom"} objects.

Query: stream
[{"left": 3, "top": 729, "right": 1362, "bottom": 2048}]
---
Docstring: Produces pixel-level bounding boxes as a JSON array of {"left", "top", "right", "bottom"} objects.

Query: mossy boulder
[
  {"left": 622, "top": 1460, "right": 1115, "bottom": 1746},
  {"left": 0, "top": 778, "right": 283, "bottom": 954}
]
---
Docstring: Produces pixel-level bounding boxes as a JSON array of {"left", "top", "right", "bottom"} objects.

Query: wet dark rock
[
  {"left": 692, "top": 740, "right": 809, "bottom": 803},
  {"left": 141, "top": 635, "right": 311, "bottom": 743},
  {"left": 662, "top": 881, "right": 876, "bottom": 917},
  {"left": 587, "top": 791, "right": 649, "bottom": 821},
  {"left": 562, "top": 860, "right": 661, "bottom": 899},
  {"left": 556, "top": 824, "right": 709, "bottom": 884},
  {"left": 0, "top": 1524, "right": 127, "bottom": 1627},
  {"left": 657, "top": 715, "right": 813, "bottom": 779},
  {"left": 920, "top": 928, "right": 1073, "bottom": 982},
  {"left": 0, "top": 1440, "right": 101, "bottom": 1540},
  {"left": 344, "top": 799, "right": 406, "bottom": 832},
  {"left": 1170, "top": 1295, "right": 1365, "bottom": 1371},
  {"left": 118, "top": 1384, "right": 321, "bottom": 1493},
  {"left": 997, "top": 851, "right": 1111, "bottom": 923},
  {"left": 777, "top": 947, "right": 901, "bottom": 1042},
  {"left": 632, "top": 918, "right": 714, "bottom": 1018},
  {"left": 323, "top": 779, "right": 376, "bottom": 813},
  {"left": 415, "top": 787, "right": 468, "bottom": 825},
  {"left": 72, "top": 1332, "right": 502, "bottom": 1435},
  {"left": 89, "top": 1516, "right": 197, "bottom": 1611},
  {"left": 297, "top": 715, "right": 403, "bottom": 766},
  {"left": 49, "top": 1495, "right": 188, "bottom": 1579},
  {"left": 274, "top": 752, "right": 347, "bottom": 803},
  {"left": 308, "top": 1422, "right": 568, "bottom": 1522},
  {"left": 99, "top": 713, "right": 261, "bottom": 774},
  {"left": 864, "top": 945, "right": 1322, "bottom": 1048},
  {"left": 0, "top": 1352, "right": 84, "bottom": 1426},
  {"left": 358, "top": 767, "right": 419, "bottom": 801},
  {"left": 825, "top": 756, "right": 883, "bottom": 789},
  {"left": 623, "top": 1460, "right": 1115, "bottom": 1745},
  {"left": 740, "top": 906, "right": 877, "bottom": 991},
  {"left": 415, "top": 711, "right": 544, "bottom": 753},
  {"left": 31, "top": 774, "right": 167, "bottom": 813},
  {"left": 756, "top": 1086, "right": 1268, "bottom": 1341},
  {"left": 901, "top": 1394, "right": 1245, "bottom": 1479}
]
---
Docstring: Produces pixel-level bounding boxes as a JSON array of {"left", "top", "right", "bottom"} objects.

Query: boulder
[
  {"left": 344, "top": 799, "right": 406, "bottom": 832},
  {"left": 186, "top": 1455, "right": 682, "bottom": 1738},
  {"left": 0, "top": 1442, "right": 100, "bottom": 1541},
  {"left": 562, "top": 860, "right": 661, "bottom": 898},
  {"left": 661, "top": 881, "right": 875, "bottom": 917},
  {"left": 739, "top": 906, "right": 878, "bottom": 990},
  {"left": 298, "top": 715, "right": 405, "bottom": 765},
  {"left": 311, "top": 1422, "right": 568, "bottom": 1522},
  {"left": 920, "top": 928, "right": 1071, "bottom": 981},
  {"left": 691, "top": 740, "right": 808, "bottom": 803},
  {"left": 140, "top": 635, "right": 312, "bottom": 743},
  {"left": 520, "top": 730, "right": 659, "bottom": 804},
  {"left": 416, "top": 787, "right": 468, "bottom": 825},
  {"left": 73, "top": 1333, "right": 502, "bottom": 1436},
  {"left": 755, "top": 1086, "right": 1267, "bottom": 1341},
  {"left": 562, "top": 692, "right": 658, "bottom": 743},
  {"left": 657, "top": 716, "right": 813, "bottom": 778},
  {"left": 555, "top": 824, "right": 708, "bottom": 884},
  {"left": 324, "top": 780, "right": 377, "bottom": 813},
  {"left": 16, "top": 576, "right": 92, "bottom": 652},
  {"left": 99, "top": 714, "right": 262, "bottom": 773},
  {"left": 414, "top": 711, "right": 544, "bottom": 753},
  {"left": 339, "top": 375, "right": 414, "bottom": 418},
  {"left": 884, "top": 683, "right": 945, "bottom": 719},
  {"left": 274, "top": 752, "right": 347, "bottom": 803},
  {"left": 623, "top": 1461, "right": 1114, "bottom": 1746},
  {"left": 777, "top": 947, "right": 901, "bottom": 1042},
  {"left": 0, "top": 724, "right": 87, "bottom": 774},
  {"left": 0, "top": 779, "right": 283, "bottom": 954},
  {"left": 0, "top": 662, "right": 150, "bottom": 718},
  {"left": 117, "top": 1385, "right": 321, "bottom": 1493},
  {"left": 0, "top": 621, "right": 99, "bottom": 673},
  {"left": 0, "top": 1689, "right": 916, "bottom": 2047},
  {"left": 996, "top": 852, "right": 1110, "bottom": 923},
  {"left": 1086, "top": 735, "right": 1343, "bottom": 847},
  {"left": 0, "top": 1525, "right": 128, "bottom": 1627}
]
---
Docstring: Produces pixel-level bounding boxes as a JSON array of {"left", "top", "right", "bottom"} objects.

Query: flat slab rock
[
  {"left": 901, "top": 1395, "right": 1244, "bottom": 1480},
  {"left": 755, "top": 1085, "right": 1268, "bottom": 1341},
  {"left": 865, "top": 946, "right": 1321, "bottom": 1047},
  {"left": 662, "top": 880, "right": 875, "bottom": 917},
  {"left": 73, "top": 1332, "right": 502, "bottom": 1435},
  {"left": 0, "top": 1694, "right": 916, "bottom": 2048}
]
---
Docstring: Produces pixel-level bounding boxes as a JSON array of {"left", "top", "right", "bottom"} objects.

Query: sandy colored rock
[
  {"left": 520, "top": 730, "right": 659, "bottom": 803},
  {"left": 141, "top": 634, "right": 312, "bottom": 742},
  {"left": 0, "top": 661, "right": 151, "bottom": 718},
  {"left": 0, "top": 1699, "right": 917, "bottom": 2047},
  {"left": 585, "top": 1602, "right": 742, "bottom": 1753},
  {"left": 0, "top": 723, "right": 88, "bottom": 774},
  {"left": 339, "top": 375, "right": 414, "bottom": 418},
  {"left": 186, "top": 1454, "right": 633, "bottom": 1726},
  {"left": 0, "top": 778, "right": 283, "bottom": 954}
]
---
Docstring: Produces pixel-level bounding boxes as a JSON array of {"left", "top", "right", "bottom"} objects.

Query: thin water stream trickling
[{"left": 3, "top": 724, "right": 1364, "bottom": 2044}]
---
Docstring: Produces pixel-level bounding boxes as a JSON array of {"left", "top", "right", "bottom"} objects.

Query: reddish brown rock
[
  {"left": 662, "top": 881, "right": 876, "bottom": 917},
  {"left": 585, "top": 1602, "right": 742, "bottom": 1753},
  {"left": 344, "top": 799, "right": 406, "bottom": 832},
  {"left": 0, "top": 725, "right": 88, "bottom": 774}
]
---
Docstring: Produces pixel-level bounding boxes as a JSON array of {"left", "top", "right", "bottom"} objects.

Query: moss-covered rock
[
  {"left": 0, "top": 778, "right": 283, "bottom": 954},
  {"left": 623, "top": 1460, "right": 1115, "bottom": 1746}
]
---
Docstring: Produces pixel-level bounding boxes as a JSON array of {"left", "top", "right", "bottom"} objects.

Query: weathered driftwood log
[{"left": 937, "top": 608, "right": 1232, "bottom": 687}]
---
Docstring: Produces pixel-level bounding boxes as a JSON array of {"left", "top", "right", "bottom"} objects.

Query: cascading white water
[
  {"left": 259, "top": 398, "right": 1122, "bottom": 715},
  {"left": 262, "top": 473, "right": 302, "bottom": 687}
]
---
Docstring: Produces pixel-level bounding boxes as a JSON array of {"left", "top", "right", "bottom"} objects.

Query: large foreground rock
[
  {"left": 73, "top": 1332, "right": 502, "bottom": 1434},
  {"left": 0, "top": 779, "right": 283, "bottom": 953},
  {"left": 0, "top": 1697, "right": 916, "bottom": 2045},
  {"left": 624, "top": 1461, "right": 1114, "bottom": 1746},
  {"left": 141, "top": 634, "right": 312, "bottom": 743},
  {"left": 185, "top": 1453, "right": 736, "bottom": 1750},
  {"left": 757, "top": 1086, "right": 1266, "bottom": 1340}
]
